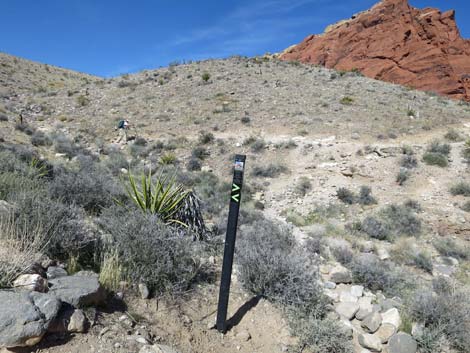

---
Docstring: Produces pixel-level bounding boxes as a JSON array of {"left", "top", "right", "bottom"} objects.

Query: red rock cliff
[{"left": 280, "top": 0, "right": 470, "bottom": 100}]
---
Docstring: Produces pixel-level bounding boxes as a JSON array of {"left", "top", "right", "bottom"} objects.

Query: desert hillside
[{"left": 0, "top": 52, "right": 470, "bottom": 353}]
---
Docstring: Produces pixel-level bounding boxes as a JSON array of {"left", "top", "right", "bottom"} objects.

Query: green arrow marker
[
  {"left": 231, "top": 194, "right": 239, "bottom": 202},
  {"left": 232, "top": 184, "right": 240, "bottom": 192}
]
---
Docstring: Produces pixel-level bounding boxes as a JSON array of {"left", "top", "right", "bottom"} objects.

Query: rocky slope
[{"left": 280, "top": 0, "right": 470, "bottom": 101}]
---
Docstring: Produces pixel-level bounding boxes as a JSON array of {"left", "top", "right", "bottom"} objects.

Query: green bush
[
  {"left": 201, "top": 72, "right": 210, "bottom": 82},
  {"left": 450, "top": 181, "right": 470, "bottom": 196},
  {"left": 295, "top": 177, "right": 312, "bottom": 196},
  {"left": 444, "top": 128, "right": 463, "bottom": 142},
  {"left": 236, "top": 218, "right": 328, "bottom": 313},
  {"left": 351, "top": 255, "right": 415, "bottom": 297},
  {"left": 337, "top": 186, "right": 376, "bottom": 205},
  {"left": 99, "top": 207, "right": 205, "bottom": 295},
  {"left": 251, "top": 163, "right": 288, "bottom": 178},
  {"left": 361, "top": 203, "right": 421, "bottom": 241},
  {"left": 434, "top": 238, "right": 468, "bottom": 260},
  {"left": 400, "top": 154, "right": 418, "bottom": 169},
  {"left": 191, "top": 146, "right": 209, "bottom": 160},
  {"left": 198, "top": 131, "right": 214, "bottom": 145},
  {"left": 31, "top": 131, "right": 52, "bottom": 147},
  {"left": 336, "top": 187, "right": 355, "bottom": 204},
  {"left": 396, "top": 168, "right": 410, "bottom": 185},
  {"left": 423, "top": 152, "right": 448, "bottom": 167},
  {"left": 410, "top": 288, "right": 470, "bottom": 352}
]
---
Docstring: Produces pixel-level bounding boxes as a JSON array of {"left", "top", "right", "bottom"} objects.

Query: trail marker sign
[{"left": 216, "top": 154, "right": 246, "bottom": 333}]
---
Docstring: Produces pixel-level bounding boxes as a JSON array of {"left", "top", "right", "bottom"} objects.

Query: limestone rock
[
  {"left": 381, "top": 308, "right": 401, "bottom": 329},
  {"left": 376, "top": 323, "right": 397, "bottom": 343},
  {"left": 330, "top": 264, "right": 352, "bottom": 284},
  {"left": 67, "top": 309, "right": 88, "bottom": 333},
  {"left": 0, "top": 291, "right": 61, "bottom": 348},
  {"left": 139, "top": 344, "right": 180, "bottom": 353},
  {"left": 335, "top": 302, "right": 360, "bottom": 320},
  {"left": 362, "top": 312, "right": 382, "bottom": 333},
  {"left": 13, "top": 274, "right": 48, "bottom": 293},
  {"left": 358, "top": 333, "right": 382, "bottom": 352},
  {"left": 351, "top": 285, "right": 364, "bottom": 297},
  {"left": 139, "top": 283, "right": 150, "bottom": 299},
  {"left": 388, "top": 332, "right": 418, "bottom": 353}
]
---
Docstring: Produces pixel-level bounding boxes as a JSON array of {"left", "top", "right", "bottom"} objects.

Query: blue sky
[{"left": 1, "top": 0, "right": 468, "bottom": 77}]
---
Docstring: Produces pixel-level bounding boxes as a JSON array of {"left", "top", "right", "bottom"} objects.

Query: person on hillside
[{"left": 115, "top": 119, "right": 130, "bottom": 144}]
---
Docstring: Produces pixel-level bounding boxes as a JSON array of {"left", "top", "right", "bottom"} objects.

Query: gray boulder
[
  {"left": 388, "top": 332, "right": 417, "bottom": 353},
  {"left": 46, "top": 266, "right": 68, "bottom": 279},
  {"left": 48, "top": 272, "right": 106, "bottom": 308},
  {"left": 139, "top": 345, "right": 180, "bottom": 353},
  {"left": 0, "top": 291, "right": 61, "bottom": 348},
  {"left": 335, "top": 302, "right": 360, "bottom": 320}
]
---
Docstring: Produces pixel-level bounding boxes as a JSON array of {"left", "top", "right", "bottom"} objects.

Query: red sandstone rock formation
[{"left": 280, "top": 0, "right": 470, "bottom": 101}]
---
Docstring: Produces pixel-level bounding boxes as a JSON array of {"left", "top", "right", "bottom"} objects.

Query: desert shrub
[
  {"left": 287, "top": 314, "right": 353, "bottom": 353},
  {"left": 12, "top": 191, "right": 97, "bottom": 266},
  {"left": 414, "top": 326, "right": 449, "bottom": 353},
  {"left": 133, "top": 136, "right": 147, "bottom": 146},
  {"left": 0, "top": 172, "right": 41, "bottom": 200},
  {"left": 351, "top": 255, "right": 415, "bottom": 297},
  {"left": 423, "top": 152, "right": 448, "bottom": 167},
  {"left": 251, "top": 163, "right": 288, "bottom": 178},
  {"left": 99, "top": 207, "right": 203, "bottom": 295},
  {"left": 304, "top": 235, "right": 327, "bottom": 257},
  {"left": 396, "top": 168, "right": 410, "bottom": 185},
  {"left": 250, "top": 138, "right": 266, "bottom": 153},
  {"left": 444, "top": 128, "right": 463, "bottom": 142},
  {"left": 186, "top": 158, "right": 201, "bottom": 171},
  {"left": 433, "top": 238, "right": 468, "bottom": 260},
  {"left": 236, "top": 218, "right": 328, "bottom": 313},
  {"left": 462, "top": 139, "right": 470, "bottom": 164},
  {"left": 241, "top": 116, "right": 250, "bottom": 124},
  {"left": 53, "top": 134, "right": 82, "bottom": 158},
  {"left": 337, "top": 186, "right": 376, "bottom": 205},
  {"left": 336, "top": 187, "right": 355, "bottom": 204},
  {"left": 15, "top": 123, "right": 34, "bottom": 135},
  {"left": 361, "top": 203, "right": 421, "bottom": 241},
  {"left": 400, "top": 154, "right": 418, "bottom": 169},
  {"left": 391, "top": 238, "right": 433, "bottom": 273},
  {"left": 450, "top": 181, "right": 470, "bottom": 196},
  {"left": 191, "top": 146, "right": 209, "bottom": 160},
  {"left": 0, "top": 216, "right": 47, "bottom": 288},
  {"left": 340, "top": 96, "right": 354, "bottom": 105},
  {"left": 48, "top": 161, "right": 123, "bottom": 214},
  {"left": 295, "top": 177, "right": 312, "bottom": 196},
  {"left": 428, "top": 141, "right": 451, "bottom": 156},
  {"left": 159, "top": 153, "right": 177, "bottom": 165},
  {"left": 357, "top": 186, "right": 376, "bottom": 205},
  {"left": 104, "top": 151, "right": 129, "bottom": 175},
  {"left": 0, "top": 113, "right": 8, "bottom": 122},
  {"left": 201, "top": 72, "right": 210, "bottom": 82},
  {"left": 331, "top": 245, "right": 353, "bottom": 265},
  {"left": 409, "top": 288, "right": 470, "bottom": 352},
  {"left": 76, "top": 95, "right": 90, "bottom": 107},
  {"left": 31, "top": 131, "right": 52, "bottom": 147},
  {"left": 461, "top": 201, "right": 470, "bottom": 212},
  {"left": 198, "top": 131, "right": 214, "bottom": 145}
]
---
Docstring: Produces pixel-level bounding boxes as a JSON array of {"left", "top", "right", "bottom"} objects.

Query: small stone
[
  {"left": 388, "top": 332, "right": 417, "bottom": 353},
  {"left": 356, "top": 297, "right": 375, "bottom": 321},
  {"left": 67, "top": 309, "right": 87, "bottom": 333},
  {"left": 139, "top": 283, "right": 150, "bottom": 299},
  {"left": 236, "top": 330, "right": 251, "bottom": 342},
  {"left": 324, "top": 281, "right": 336, "bottom": 289},
  {"left": 411, "top": 322, "right": 424, "bottom": 337},
  {"left": 135, "top": 336, "right": 150, "bottom": 344},
  {"left": 13, "top": 274, "right": 48, "bottom": 293},
  {"left": 381, "top": 308, "right": 401, "bottom": 329},
  {"left": 358, "top": 333, "right": 382, "bottom": 351},
  {"left": 201, "top": 166, "right": 213, "bottom": 173},
  {"left": 377, "top": 248, "right": 390, "bottom": 260}
]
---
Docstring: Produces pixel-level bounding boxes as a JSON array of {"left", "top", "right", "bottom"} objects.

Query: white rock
[
  {"left": 330, "top": 264, "right": 352, "bottom": 284},
  {"left": 335, "top": 302, "right": 360, "bottom": 320},
  {"left": 340, "top": 291, "right": 358, "bottom": 303},
  {"left": 138, "top": 283, "right": 150, "bottom": 299},
  {"left": 351, "top": 285, "right": 364, "bottom": 297},
  {"left": 377, "top": 248, "right": 390, "bottom": 260},
  {"left": 67, "top": 309, "right": 87, "bottom": 333},
  {"left": 324, "top": 281, "right": 336, "bottom": 289},
  {"left": 376, "top": 323, "right": 397, "bottom": 343},
  {"left": 13, "top": 274, "right": 48, "bottom": 293},
  {"left": 381, "top": 308, "right": 401, "bottom": 329}
]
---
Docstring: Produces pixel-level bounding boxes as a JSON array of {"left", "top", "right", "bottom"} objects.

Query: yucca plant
[{"left": 124, "top": 170, "right": 190, "bottom": 226}]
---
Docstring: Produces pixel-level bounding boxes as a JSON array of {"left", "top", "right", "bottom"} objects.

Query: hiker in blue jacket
[{"left": 115, "top": 119, "right": 130, "bottom": 143}]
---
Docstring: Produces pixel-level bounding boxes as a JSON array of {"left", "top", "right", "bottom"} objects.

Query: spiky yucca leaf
[{"left": 124, "top": 170, "right": 189, "bottom": 225}]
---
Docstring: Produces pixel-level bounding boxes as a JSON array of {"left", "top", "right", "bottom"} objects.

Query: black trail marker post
[{"left": 216, "top": 154, "right": 246, "bottom": 333}]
